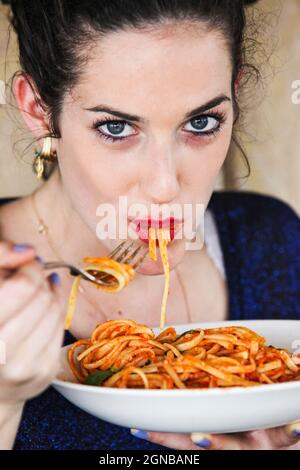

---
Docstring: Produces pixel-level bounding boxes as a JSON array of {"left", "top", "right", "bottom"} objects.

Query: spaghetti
[
  {"left": 148, "top": 227, "right": 171, "bottom": 330},
  {"left": 65, "top": 221, "right": 172, "bottom": 330},
  {"left": 68, "top": 319, "right": 300, "bottom": 389},
  {"left": 64, "top": 258, "right": 135, "bottom": 330},
  {"left": 148, "top": 227, "right": 157, "bottom": 261}
]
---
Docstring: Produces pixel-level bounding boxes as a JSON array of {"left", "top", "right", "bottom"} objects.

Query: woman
[{"left": 0, "top": 0, "right": 299, "bottom": 451}]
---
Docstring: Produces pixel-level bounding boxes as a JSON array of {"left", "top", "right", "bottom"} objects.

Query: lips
[{"left": 132, "top": 217, "right": 182, "bottom": 244}]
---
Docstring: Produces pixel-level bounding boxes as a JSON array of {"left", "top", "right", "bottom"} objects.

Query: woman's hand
[
  {"left": 130, "top": 423, "right": 300, "bottom": 450},
  {"left": 0, "top": 241, "right": 65, "bottom": 448}
]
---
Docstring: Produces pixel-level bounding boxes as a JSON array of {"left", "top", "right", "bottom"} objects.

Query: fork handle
[
  {"left": 42, "top": 262, "right": 112, "bottom": 285},
  {"left": 43, "top": 262, "right": 82, "bottom": 277}
]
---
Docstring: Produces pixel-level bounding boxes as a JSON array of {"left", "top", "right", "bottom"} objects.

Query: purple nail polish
[
  {"left": 191, "top": 434, "right": 212, "bottom": 449},
  {"left": 13, "top": 244, "right": 33, "bottom": 252},
  {"left": 49, "top": 272, "right": 61, "bottom": 286},
  {"left": 194, "top": 437, "right": 211, "bottom": 449},
  {"left": 130, "top": 429, "right": 150, "bottom": 440}
]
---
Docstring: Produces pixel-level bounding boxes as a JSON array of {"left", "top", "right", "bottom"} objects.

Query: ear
[{"left": 13, "top": 74, "right": 50, "bottom": 146}]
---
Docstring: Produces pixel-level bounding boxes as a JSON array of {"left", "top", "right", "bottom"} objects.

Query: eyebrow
[{"left": 83, "top": 94, "right": 231, "bottom": 123}]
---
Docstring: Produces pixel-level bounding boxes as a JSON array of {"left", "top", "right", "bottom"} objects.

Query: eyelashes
[
  {"left": 92, "top": 111, "right": 226, "bottom": 144},
  {"left": 183, "top": 112, "right": 226, "bottom": 138},
  {"left": 92, "top": 117, "right": 136, "bottom": 143}
]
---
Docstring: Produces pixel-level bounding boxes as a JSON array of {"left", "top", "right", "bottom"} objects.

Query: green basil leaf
[{"left": 85, "top": 370, "right": 115, "bottom": 386}]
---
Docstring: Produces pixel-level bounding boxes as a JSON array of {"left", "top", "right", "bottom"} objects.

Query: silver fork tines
[{"left": 43, "top": 241, "right": 148, "bottom": 287}]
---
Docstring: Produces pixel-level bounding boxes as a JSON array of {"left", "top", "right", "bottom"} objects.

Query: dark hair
[{"left": 9, "top": 0, "right": 260, "bottom": 178}]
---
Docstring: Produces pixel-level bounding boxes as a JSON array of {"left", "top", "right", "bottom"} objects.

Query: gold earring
[{"left": 34, "top": 137, "right": 57, "bottom": 180}]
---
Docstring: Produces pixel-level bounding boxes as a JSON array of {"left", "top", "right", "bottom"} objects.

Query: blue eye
[
  {"left": 96, "top": 120, "right": 136, "bottom": 140},
  {"left": 105, "top": 122, "right": 126, "bottom": 135},
  {"left": 184, "top": 115, "right": 221, "bottom": 135}
]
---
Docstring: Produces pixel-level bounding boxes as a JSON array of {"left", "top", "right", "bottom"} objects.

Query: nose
[{"left": 141, "top": 144, "right": 180, "bottom": 204}]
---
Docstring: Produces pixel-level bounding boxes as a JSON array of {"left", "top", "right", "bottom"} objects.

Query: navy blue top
[{"left": 1, "top": 191, "right": 300, "bottom": 450}]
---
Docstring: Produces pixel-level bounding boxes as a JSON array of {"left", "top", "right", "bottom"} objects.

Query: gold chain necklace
[
  {"left": 30, "top": 191, "right": 89, "bottom": 296},
  {"left": 31, "top": 190, "right": 64, "bottom": 262},
  {"left": 30, "top": 192, "right": 120, "bottom": 321}
]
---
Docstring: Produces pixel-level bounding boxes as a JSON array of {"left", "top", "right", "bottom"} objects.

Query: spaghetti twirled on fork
[
  {"left": 64, "top": 258, "right": 135, "bottom": 329},
  {"left": 65, "top": 226, "right": 171, "bottom": 330},
  {"left": 68, "top": 319, "right": 300, "bottom": 389}
]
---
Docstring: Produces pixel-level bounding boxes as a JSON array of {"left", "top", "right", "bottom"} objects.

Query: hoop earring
[{"left": 34, "top": 137, "right": 57, "bottom": 180}]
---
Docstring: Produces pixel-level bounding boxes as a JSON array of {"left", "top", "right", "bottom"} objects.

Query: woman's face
[{"left": 57, "top": 23, "right": 234, "bottom": 274}]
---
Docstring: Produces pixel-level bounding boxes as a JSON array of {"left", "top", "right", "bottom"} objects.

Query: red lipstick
[{"left": 132, "top": 217, "right": 182, "bottom": 244}]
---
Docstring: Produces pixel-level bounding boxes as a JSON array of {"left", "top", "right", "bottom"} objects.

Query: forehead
[{"left": 72, "top": 22, "right": 232, "bottom": 113}]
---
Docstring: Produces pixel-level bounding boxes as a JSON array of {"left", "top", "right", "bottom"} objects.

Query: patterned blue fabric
[{"left": 1, "top": 191, "right": 299, "bottom": 449}]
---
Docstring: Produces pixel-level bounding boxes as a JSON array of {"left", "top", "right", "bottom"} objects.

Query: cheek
[
  {"left": 57, "top": 132, "right": 140, "bottom": 221},
  {"left": 180, "top": 123, "right": 233, "bottom": 195},
  {"left": 185, "top": 112, "right": 233, "bottom": 189}
]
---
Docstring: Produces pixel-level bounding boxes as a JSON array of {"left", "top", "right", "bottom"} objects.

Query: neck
[{"left": 31, "top": 169, "right": 108, "bottom": 263}]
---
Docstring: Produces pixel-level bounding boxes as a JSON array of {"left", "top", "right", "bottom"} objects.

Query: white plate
[{"left": 52, "top": 320, "right": 300, "bottom": 434}]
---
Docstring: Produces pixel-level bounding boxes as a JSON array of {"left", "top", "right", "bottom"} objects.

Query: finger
[
  {"left": 47, "top": 272, "right": 61, "bottom": 292},
  {"left": 0, "top": 259, "right": 49, "bottom": 324},
  {"left": 266, "top": 422, "right": 300, "bottom": 449},
  {"left": 1, "top": 271, "right": 61, "bottom": 346},
  {"left": 191, "top": 432, "right": 249, "bottom": 450},
  {"left": 32, "top": 309, "right": 65, "bottom": 382},
  {"left": 192, "top": 424, "right": 300, "bottom": 451},
  {"left": 1, "top": 288, "right": 58, "bottom": 351},
  {"left": 130, "top": 430, "right": 203, "bottom": 450},
  {"left": 9, "top": 296, "right": 64, "bottom": 377},
  {"left": 2, "top": 298, "right": 65, "bottom": 397},
  {"left": 23, "top": 293, "right": 65, "bottom": 364},
  {"left": 235, "top": 426, "right": 300, "bottom": 450},
  {"left": 2, "top": 289, "right": 64, "bottom": 372},
  {"left": 0, "top": 242, "right": 36, "bottom": 271}
]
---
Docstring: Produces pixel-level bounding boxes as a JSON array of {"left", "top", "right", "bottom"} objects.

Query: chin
[{"left": 136, "top": 238, "right": 186, "bottom": 276}]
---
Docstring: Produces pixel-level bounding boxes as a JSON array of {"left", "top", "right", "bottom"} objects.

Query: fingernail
[
  {"left": 130, "top": 428, "right": 150, "bottom": 440},
  {"left": 13, "top": 244, "right": 33, "bottom": 252},
  {"left": 286, "top": 422, "right": 300, "bottom": 437},
  {"left": 191, "top": 433, "right": 212, "bottom": 449},
  {"left": 49, "top": 272, "right": 61, "bottom": 286}
]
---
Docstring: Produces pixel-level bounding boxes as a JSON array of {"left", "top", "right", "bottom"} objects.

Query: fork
[{"left": 42, "top": 241, "right": 148, "bottom": 287}]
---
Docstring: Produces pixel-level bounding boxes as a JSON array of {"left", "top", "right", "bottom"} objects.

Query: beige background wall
[
  {"left": 0, "top": 1, "right": 300, "bottom": 213},
  {"left": 224, "top": 0, "right": 300, "bottom": 214},
  {"left": 0, "top": 4, "right": 38, "bottom": 197}
]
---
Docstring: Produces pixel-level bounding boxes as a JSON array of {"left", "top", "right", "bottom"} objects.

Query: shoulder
[
  {"left": 209, "top": 190, "right": 300, "bottom": 241},
  {"left": 208, "top": 190, "right": 300, "bottom": 280},
  {"left": 0, "top": 197, "right": 20, "bottom": 214},
  {"left": 208, "top": 191, "right": 300, "bottom": 320},
  {"left": 0, "top": 197, "right": 18, "bottom": 205}
]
